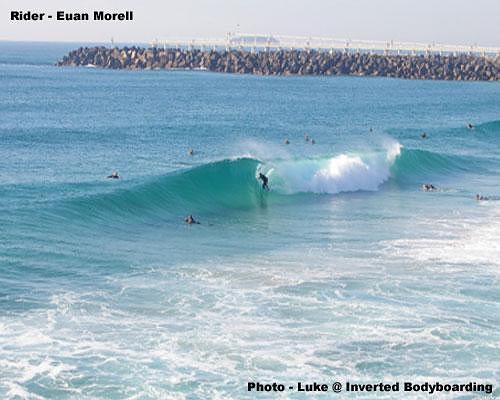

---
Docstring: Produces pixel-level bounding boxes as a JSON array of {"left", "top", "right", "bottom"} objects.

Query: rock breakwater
[{"left": 57, "top": 46, "right": 499, "bottom": 81}]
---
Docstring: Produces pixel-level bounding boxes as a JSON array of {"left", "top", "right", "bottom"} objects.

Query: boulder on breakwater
[{"left": 57, "top": 46, "right": 500, "bottom": 81}]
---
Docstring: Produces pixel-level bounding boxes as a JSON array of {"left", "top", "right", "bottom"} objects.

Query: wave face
[
  {"left": 474, "top": 120, "right": 500, "bottom": 142},
  {"left": 390, "top": 147, "right": 472, "bottom": 181},
  {"left": 477, "top": 119, "right": 500, "bottom": 132},
  {"left": 60, "top": 142, "right": 478, "bottom": 222},
  {"left": 65, "top": 158, "right": 263, "bottom": 220}
]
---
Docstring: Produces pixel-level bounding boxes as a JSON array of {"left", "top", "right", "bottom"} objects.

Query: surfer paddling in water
[
  {"left": 422, "top": 183, "right": 437, "bottom": 191},
  {"left": 107, "top": 171, "right": 120, "bottom": 179},
  {"left": 258, "top": 173, "right": 270, "bottom": 191},
  {"left": 185, "top": 215, "right": 200, "bottom": 225}
]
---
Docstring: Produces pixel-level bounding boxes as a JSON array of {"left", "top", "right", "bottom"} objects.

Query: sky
[{"left": 2, "top": 0, "right": 500, "bottom": 46}]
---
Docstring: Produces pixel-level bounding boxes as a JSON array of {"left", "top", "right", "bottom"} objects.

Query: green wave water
[{"left": 52, "top": 146, "right": 484, "bottom": 224}]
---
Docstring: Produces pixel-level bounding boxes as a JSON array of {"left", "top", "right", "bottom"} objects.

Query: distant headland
[{"left": 57, "top": 46, "right": 499, "bottom": 81}]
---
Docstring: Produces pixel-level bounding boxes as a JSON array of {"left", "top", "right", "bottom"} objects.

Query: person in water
[
  {"left": 304, "top": 133, "right": 310, "bottom": 142},
  {"left": 421, "top": 132, "right": 428, "bottom": 139},
  {"left": 188, "top": 148, "right": 194, "bottom": 156},
  {"left": 185, "top": 214, "right": 200, "bottom": 224},
  {"left": 422, "top": 183, "right": 437, "bottom": 191},
  {"left": 468, "top": 123, "right": 475, "bottom": 129},
  {"left": 107, "top": 171, "right": 120, "bottom": 179},
  {"left": 258, "top": 173, "right": 270, "bottom": 191},
  {"left": 476, "top": 194, "right": 489, "bottom": 201}
]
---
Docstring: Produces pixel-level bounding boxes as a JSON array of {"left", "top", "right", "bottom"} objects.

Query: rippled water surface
[{"left": 0, "top": 42, "right": 499, "bottom": 399}]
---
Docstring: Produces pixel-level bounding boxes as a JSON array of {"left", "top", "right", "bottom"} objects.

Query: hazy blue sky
[{"left": 2, "top": 0, "right": 499, "bottom": 46}]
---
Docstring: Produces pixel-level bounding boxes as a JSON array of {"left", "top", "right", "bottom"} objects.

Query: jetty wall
[{"left": 57, "top": 47, "right": 499, "bottom": 81}]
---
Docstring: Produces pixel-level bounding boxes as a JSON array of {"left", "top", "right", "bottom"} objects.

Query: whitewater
[{"left": 0, "top": 42, "right": 499, "bottom": 399}]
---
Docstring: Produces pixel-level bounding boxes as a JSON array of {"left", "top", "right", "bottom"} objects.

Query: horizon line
[{"left": 1, "top": 35, "right": 499, "bottom": 49}]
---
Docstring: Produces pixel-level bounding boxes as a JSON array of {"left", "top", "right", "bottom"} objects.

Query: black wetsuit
[{"left": 259, "top": 174, "right": 269, "bottom": 191}]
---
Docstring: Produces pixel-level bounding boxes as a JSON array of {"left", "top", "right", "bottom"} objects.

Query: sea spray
[{"left": 260, "top": 142, "right": 402, "bottom": 194}]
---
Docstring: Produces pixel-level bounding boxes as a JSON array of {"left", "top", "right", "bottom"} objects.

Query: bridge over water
[{"left": 151, "top": 33, "right": 500, "bottom": 57}]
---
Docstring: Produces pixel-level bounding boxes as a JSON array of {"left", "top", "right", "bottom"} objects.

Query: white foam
[
  {"left": 5, "top": 382, "right": 44, "bottom": 400},
  {"left": 379, "top": 203, "right": 500, "bottom": 266},
  {"left": 1, "top": 245, "right": 496, "bottom": 398},
  {"left": 263, "top": 142, "right": 401, "bottom": 194}
]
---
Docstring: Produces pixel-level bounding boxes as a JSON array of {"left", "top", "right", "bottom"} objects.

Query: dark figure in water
[
  {"left": 185, "top": 214, "right": 200, "bottom": 224},
  {"left": 107, "top": 171, "right": 120, "bottom": 179},
  {"left": 421, "top": 132, "right": 428, "bottom": 139},
  {"left": 258, "top": 173, "right": 270, "bottom": 191},
  {"left": 422, "top": 183, "right": 437, "bottom": 191},
  {"left": 476, "top": 194, "right": 489, "bottom": 201},
  {"left": 468, "top": 123, "right": 475, "bottom": 129}
]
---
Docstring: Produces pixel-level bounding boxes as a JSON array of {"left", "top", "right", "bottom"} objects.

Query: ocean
[{"left": 0, "top": 42, "right": 499, "bottom": 399}]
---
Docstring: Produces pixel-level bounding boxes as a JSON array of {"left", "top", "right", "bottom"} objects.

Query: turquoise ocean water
[{"left": 0, "top": 42, "right": 499, "bottom": 399}]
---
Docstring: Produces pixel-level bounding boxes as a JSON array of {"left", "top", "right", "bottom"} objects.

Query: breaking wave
[{"left": 52, "top": 141, "right": 481, "bottom": 224}]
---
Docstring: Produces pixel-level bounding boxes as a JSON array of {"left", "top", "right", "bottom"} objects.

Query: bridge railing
[{"left": 151, "top": 33, "right": 500, "bottom": 57}]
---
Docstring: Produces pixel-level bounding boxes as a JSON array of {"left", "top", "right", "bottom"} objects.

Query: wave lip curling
[{"left": 264, "top": 143, "right": 401, "bottom": 195}]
